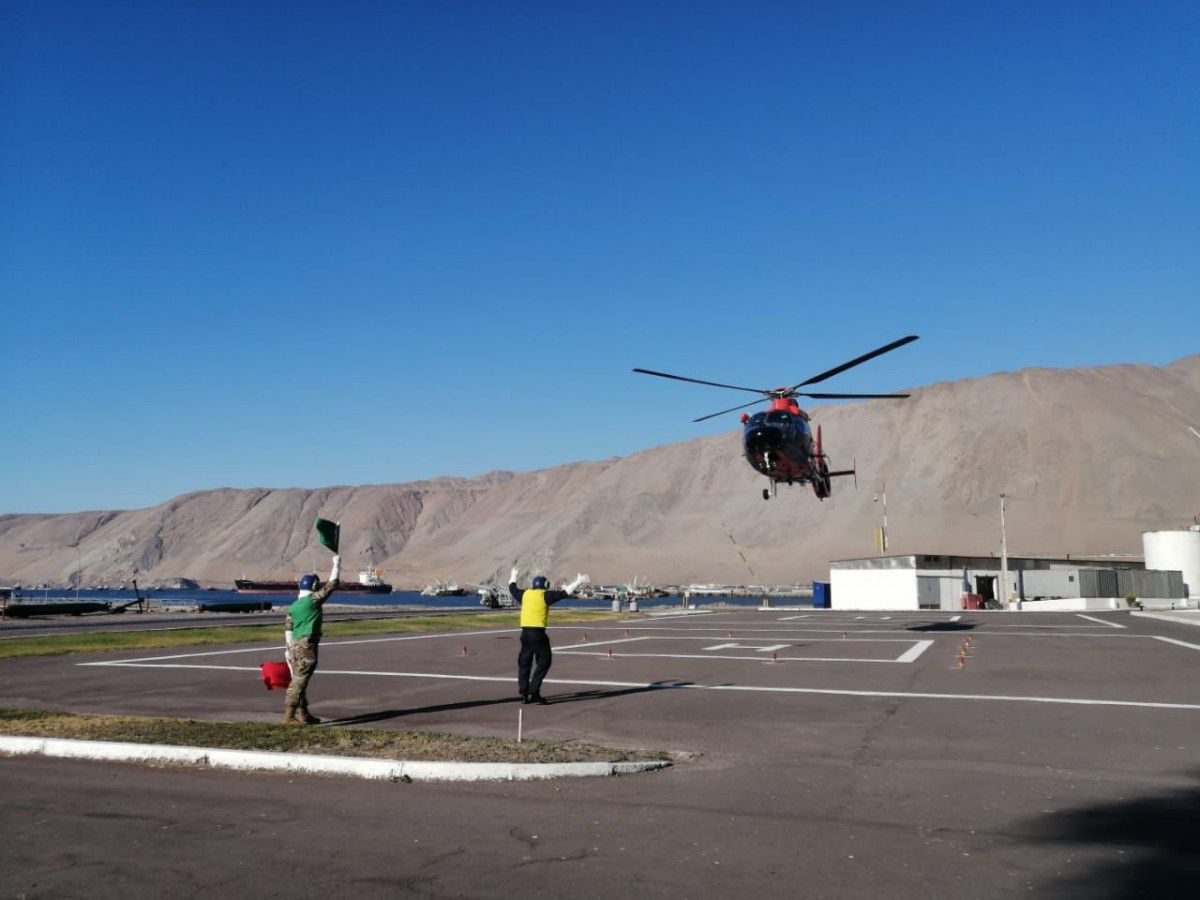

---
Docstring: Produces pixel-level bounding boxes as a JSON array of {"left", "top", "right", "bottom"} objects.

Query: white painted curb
[{"left": 0, "top": 735, "right": 671, "bottom": 782}]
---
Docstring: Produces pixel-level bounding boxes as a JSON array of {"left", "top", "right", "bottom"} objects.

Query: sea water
[{"left": 14, "top": 587, "right": 814, "bottom": 611}]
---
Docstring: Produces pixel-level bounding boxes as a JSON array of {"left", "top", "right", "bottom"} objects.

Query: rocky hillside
[{"left": 2, "top": 356, "right": 1198, "bottom": 589}]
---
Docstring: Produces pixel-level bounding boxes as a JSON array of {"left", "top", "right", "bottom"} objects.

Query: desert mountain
[{"left": 2, "top": 356, "right": 1198, "bottom": 589}]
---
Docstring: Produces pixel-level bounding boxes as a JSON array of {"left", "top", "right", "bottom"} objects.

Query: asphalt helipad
[
  {"left": 3, "top": 608, "right": 1198, "bottom": 748},
  {"left": 3, "top": 608, "right": 1199, "bottom": 898}
]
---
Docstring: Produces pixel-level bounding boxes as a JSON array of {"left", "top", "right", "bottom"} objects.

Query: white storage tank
[{"left": 1142, "top": 528, "right": 1200, "bottom": 599}]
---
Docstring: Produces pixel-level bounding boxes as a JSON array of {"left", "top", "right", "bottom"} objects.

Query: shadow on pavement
[
  {"left": 907, "top": 621, "right": 978, "bottom": 632},
  {"left": 1017, "top": 769, "right": 1200, "bottom": 896},
  {"left": 542, "top": 680, "right": 696, "bottom": 705},
  {"left": 325, "top": 680, "right": 696, "bottom": 724},
  {"left": 324, "top": 695, "right": 520, "bottom": 727}
]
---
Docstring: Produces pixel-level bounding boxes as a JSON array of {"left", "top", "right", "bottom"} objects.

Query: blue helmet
[
  {"left": 531, "top": 575, "right": 548, "bottom": 589},
  {"left": 299, "top": 574, "right": 319, "bottom": 592}
]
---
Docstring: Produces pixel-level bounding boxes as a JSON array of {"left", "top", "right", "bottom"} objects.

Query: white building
[
  {"left": 829, "top": 554, "right": 1188, "bottom": 612},
  {"left": 1143, "top": 527, "right": 1200, "bottom": 600}
]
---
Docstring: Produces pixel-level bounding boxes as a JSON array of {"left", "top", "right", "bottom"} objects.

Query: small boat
[{"left": 420, "top": 580, "right": 469, "bottom": 597}]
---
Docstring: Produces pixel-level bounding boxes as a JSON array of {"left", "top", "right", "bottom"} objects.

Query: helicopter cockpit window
[
  {"left": 765, "top": 411, "right": 793, "bottom": 425},
  {"left": 747, "top": 412, "right": 768, "bottom": 426}
]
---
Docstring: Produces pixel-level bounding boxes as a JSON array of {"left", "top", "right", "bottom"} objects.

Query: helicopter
[{"left": 634, "top": 335, "right": 919, "bottom": 501}]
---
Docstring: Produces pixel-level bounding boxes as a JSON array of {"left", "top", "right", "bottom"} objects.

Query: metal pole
[
  {"left": 882, "top": 486, "right": 888, "bottom": 554},
  {"left": 1000, "top": 494, "right": 1011, "bottom": 610},
  {"left": 873, "top": 484, "right": 889, "bottom": 556}
]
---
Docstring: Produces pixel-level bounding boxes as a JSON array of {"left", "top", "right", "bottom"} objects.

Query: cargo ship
[{"left": 234, "top": 568, "right": 392, "bottom": 595}]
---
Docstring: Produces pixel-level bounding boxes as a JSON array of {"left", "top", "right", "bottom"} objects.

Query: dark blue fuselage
[{"left": 742, "top": 409, "right": 815, "bottom": 482}]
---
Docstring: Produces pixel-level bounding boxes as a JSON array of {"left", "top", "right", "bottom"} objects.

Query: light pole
[
  {"left": 999, "top": 494, "right": 1011, "bottom": 610},
  {"left": 873, "top": 484, "right": 888, "bottom": 555},
  {"left": 70, "top": 542, "right": 82, "bottom": 601},
  {"left": 969, "top": 497, "right": 1014, "bottom": 610}
]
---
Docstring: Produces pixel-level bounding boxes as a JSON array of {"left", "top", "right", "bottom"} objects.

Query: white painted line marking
[
  {"left": 78, "top": 628, "right": 521, "bottom": 665},
  {"left": 74, "top": 661, "right": 1200, "bottom": 711},
  {"left": 974, "top": 628, "right": 1113, "bottom": 633},
  {"left": 558, "top": 652, "right": 908, "bottom": 663},
  {"left": 896, "top": 640, "right": 935, "bottom": 663},
  {"left": 1153, "top": 635, "right": 1200, "bottom": 652},
  {"left": 950, "top": 616, "right": 961, "bottom": 622},
  {"left": 1077, "top": 614, "right": 1125, "bottom": 629},
  {"left": 564, "top": 634, "right": 921, "bottom": 642},
  {"left": 555, "top": 637, "right": 646, "bottom": 651},
  {"left": 700, "top": 643, "right": 792, "bottom": 652},
  {"left": 964, "top": 633, "right": 1142, "bottom": 643}
]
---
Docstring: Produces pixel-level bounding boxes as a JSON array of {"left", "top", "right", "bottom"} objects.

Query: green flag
[{"left": 314, "top": 517, "right": 340, "bottom": 553}]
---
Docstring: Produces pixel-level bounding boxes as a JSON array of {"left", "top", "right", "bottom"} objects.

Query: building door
[
  {"left": 917, "top": 577, "right": 941, "bottom": 610},
  {"left": 975, "top": 575, "right": 996, "bottom": 603}
]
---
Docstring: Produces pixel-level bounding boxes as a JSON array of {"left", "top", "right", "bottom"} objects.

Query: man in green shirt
[{"left": 283, "top": 554, "right": 341, "bottom": 724}]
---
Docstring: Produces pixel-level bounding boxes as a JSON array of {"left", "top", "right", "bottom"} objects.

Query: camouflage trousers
[{"left": 285, "top": 636, "right": 320, "bottom": 709}]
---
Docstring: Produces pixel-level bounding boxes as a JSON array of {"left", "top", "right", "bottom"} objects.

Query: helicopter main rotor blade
[
  {"left": 799, "top": 392, "right": 911, "bottom": 399},
  {"left": 692, "top": 397, "right": 768, "bottom": 423},
  {"left": 790, "top": 335, "right": 919, "bottom": 390},
  {"left": 632, "top": 368, "right": 767, "bottom": 395}
]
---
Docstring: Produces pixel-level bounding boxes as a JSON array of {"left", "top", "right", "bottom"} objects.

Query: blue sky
[{"left": 3, "top": 1, "right": 1197, "bottom": 514}]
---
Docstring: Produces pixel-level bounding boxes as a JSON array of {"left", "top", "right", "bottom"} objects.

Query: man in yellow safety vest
[{"left": 509, "top": 567, "right": 587, "bottom": 704}]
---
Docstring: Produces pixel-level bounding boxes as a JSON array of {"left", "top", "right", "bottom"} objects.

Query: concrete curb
[{"left": 0, "top": 735, "right": 672, "bottom": 782}]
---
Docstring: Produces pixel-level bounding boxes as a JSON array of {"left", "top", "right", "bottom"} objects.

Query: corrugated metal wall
[
  {"left": 1017, "top": 568, "right": 1183, "bottom": 599},
  {"left": 1116, "top": 569, "right": 1184, "bottom": 599},
  {"left": 1078, "top": 569, "right": 1119, "bottom": 597}
]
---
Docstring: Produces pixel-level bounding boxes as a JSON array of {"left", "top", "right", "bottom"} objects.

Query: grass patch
[
  {"left": 0, "top": 707, "right": 671, "bottom": 764},
  {"left": 0, "top": 609, "right": 626, "bottom": 660}
]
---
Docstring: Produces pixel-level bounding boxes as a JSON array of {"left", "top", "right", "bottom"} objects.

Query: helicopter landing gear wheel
[{"left": 762, "top": 488, "right": 770, "bottom": 501}]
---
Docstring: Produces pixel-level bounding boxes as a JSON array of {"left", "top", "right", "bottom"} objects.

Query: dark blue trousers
[{"left": 518, "top": 627, "right": 552, "bottom": 697}]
